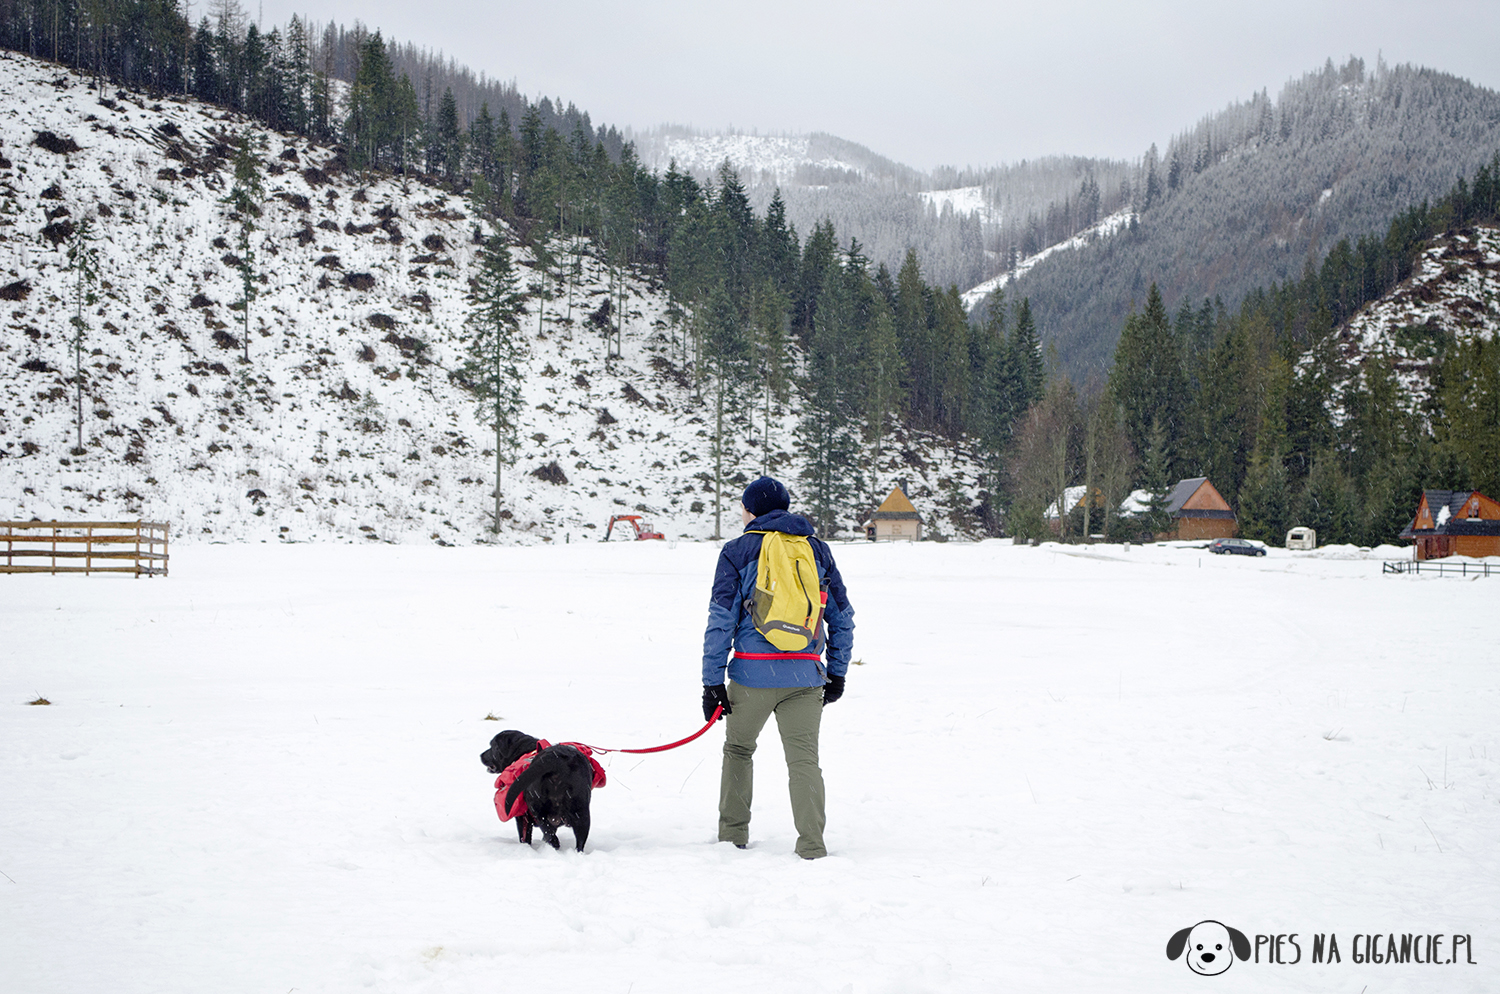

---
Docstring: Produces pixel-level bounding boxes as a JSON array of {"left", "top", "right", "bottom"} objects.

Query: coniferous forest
[
  {"left": 0, "top": 0, "right": 1049, "bottom": 538},
  {"left": 2, "top": 0, "right": 1498, "bottom": 545},
  {"left": 1036, "top": 157, "right": 1500, "bottom": 548},
  {"left": 1008, "top": 57, "right": 1500, "bottom": 377}
]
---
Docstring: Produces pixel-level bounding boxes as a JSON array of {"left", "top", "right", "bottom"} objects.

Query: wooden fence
[
  {"left": 1382, "top": 558, "right": 1495, "bottom": 578},
  {"left": 0, "top": 521, "right": 169, "bottom": 577}
]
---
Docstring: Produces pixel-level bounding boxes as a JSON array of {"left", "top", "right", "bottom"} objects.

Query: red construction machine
[{"left": 604, "top": 514, "right": 664, "bottom": 541}]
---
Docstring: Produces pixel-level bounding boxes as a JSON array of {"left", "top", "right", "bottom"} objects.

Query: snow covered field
[{"left": 3, "top": 539, "right": 1497, "bottom": 993}]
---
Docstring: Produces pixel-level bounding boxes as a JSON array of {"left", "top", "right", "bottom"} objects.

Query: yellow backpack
[{"left": 745, "top": 531, "right": 828, "bottom": 652}]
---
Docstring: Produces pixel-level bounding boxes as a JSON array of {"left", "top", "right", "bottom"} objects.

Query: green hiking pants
[{"left": 718, "top": 682, "right": 826, "bottom": 858}]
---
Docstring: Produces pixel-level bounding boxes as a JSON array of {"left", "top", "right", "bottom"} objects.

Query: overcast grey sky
[{"left": 256, "top": 0, "right": 1500, "bottom": 172}]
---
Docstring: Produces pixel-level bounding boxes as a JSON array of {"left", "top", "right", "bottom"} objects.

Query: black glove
[
  {"left": 703, "top": 684, "right": 732, "bottom": 722},
  {"left": 822, "top": 674, "right": 845, "bottom": 706}
]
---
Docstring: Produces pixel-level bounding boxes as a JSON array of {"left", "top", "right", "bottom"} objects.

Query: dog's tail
[
  {"left": 506, "top": 751, "right": 560, "bottom": 814},
  {"left": 504, "top": 768, "right": 533, "bottom": 816}
]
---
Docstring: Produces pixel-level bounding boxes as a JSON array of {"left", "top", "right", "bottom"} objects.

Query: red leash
[{"left": 584, "top": 707, "right": 724, "bottom": 755}]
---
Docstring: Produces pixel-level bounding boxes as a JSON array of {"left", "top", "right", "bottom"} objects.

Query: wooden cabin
[
  {"left": 1160, "top": 477, "right": 1237, "bottom": 541},
  {"left": 863, "top": 483, "right": 923, "bottom": 542},
  {"left": 1399, "top": 490, "right": 1500, "bottom": 560}
]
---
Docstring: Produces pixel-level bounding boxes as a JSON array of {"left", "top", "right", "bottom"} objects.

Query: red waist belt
[{"left": 733, "top": 651, "right": 822, "bottom": 661}]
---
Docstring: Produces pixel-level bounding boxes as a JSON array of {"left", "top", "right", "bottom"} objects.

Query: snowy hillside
[
  {"left": 1306, "top": 224, "right": 1500, "bottom": 419},
  {"left": 961, "top": 208, "right": 1135, "bottom": 310},
  {"left": 0, "top": 53, "right": 984, "bottom": 545},
  {"left": 635, "top": 131, "right": 863, "bottom": 185},
  {"left": 631, "top": 128, "right": 922, "bottom": 190},
  {"left": 917, "top": 185, "right": 994, "bottom": 222}
]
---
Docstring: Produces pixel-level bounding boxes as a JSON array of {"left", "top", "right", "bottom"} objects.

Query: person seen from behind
[{"left": 701, "top": 476, "right": 854, "bottom": 859}]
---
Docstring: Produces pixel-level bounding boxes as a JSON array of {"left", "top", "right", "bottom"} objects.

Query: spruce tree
[
  {"left": 1193, "top": 325, "right": 1251, "bottom": 499},
  {"left": 463, "top": 231, "right": 530, "bottom": 533},
  {"left": 494, "top": 108, "right": 516, "bottom": 214},
  {"left": 793, "top": 220, "right": 837, "bottom": 346},
  {"left": 1138, "top": 417, "right": 1174, "bottom": 538},
  {"left": 436, "top": 88, "right": 463, "bottom": 184},
  {"left": 1110, "top": 284, "right": 1188, "bottom": 481},
  {"left": 758, "top": 190, "right": 799, "bottom": 293},
  {"left": 862, "top": 302, "right": 904, "bottom": 490},
  {"left": 751, "top": 280, "right": 792, "bottom": 476},
  {"left": 66, "top": 217, "right": 99, "bottom": 454},
  {"left": 1012, "top": 297, "right": 1045, "bottom": 410},
  {"left": 700, "top": 285, "right": 753, "bottom": 539},
  {"left": 283, "top": 15, "right": 310, "bottom": 134},
  {"left": 713, "top": 163, "right": 755, "bottom": 300},
  {"left": 970, "top": 293, "right": 1014, "bottom": 531},
  {"left": 221, "top": 128, "right": 264, "bottom": 363},
  {"left": 346, "top": 32, "right": 397, "bottom": 170},
  {"left": 518, "top": 105, "right": 545, "bottom": 188},
  {"left": 932, "top": 285, "right": 970, "bottom": 435},
  {"left": 392, "top": 75, "right": 421, "bottom": 175},
  {"left": 798, "top": 255, "right": 864, "bottom": 536},
  {"left": 894, "top": 249, "right": 933, "bottom": 422}
]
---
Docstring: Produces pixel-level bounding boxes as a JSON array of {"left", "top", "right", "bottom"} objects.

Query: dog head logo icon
[{"left": 1166, "top": 920, "right": 1251, "bottom": 975}]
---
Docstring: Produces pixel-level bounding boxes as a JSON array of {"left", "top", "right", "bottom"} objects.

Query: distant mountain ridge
[
  {"left": 633, "top": 128, "right": 925, "bottom": 189},
  {"left": 1003, "top": 57, "right": 1500, "bottom": 376},
  {"left": 632, "top": 126, "right": 989, "bottom": 289},
  {"left": 638, "top": 59, "right": 1500, "bottom": 389}
]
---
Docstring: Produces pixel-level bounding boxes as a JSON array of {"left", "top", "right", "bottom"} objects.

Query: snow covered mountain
[
  {"left": 632, "top": 128, "right": 922, "bottom": 190},
  {"left": 633, "top": 126, "right": 993, "bottom": 291},
  {"left": 1007, "top": 58, "right": 1500, "bottom": 376},
  {"left": 0, "top": 53, "right": 984, "bottom": 545}
]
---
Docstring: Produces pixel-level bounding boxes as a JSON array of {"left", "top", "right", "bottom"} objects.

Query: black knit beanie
[{"left": 741, "top": 476, "right": 791, "bottom": 517}]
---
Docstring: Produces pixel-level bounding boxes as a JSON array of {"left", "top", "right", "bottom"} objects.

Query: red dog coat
[{"left": 493, "top": 740, "right": 608, "bottom": 822}]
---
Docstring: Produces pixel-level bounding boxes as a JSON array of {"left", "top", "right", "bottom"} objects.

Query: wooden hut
[
  {"left": 1399, "top": 490, "right": 1500, "bottom": 560},
  {"left": 863, "top": 482, "right": 923, "bottom": 542},
  {"left": 1160, "top": 477, "right": 1237, "bottom": 541}
]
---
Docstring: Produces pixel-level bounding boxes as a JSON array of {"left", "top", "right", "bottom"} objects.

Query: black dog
[{"left": 480, "top": 730, "right": 595, "bottom": 852}]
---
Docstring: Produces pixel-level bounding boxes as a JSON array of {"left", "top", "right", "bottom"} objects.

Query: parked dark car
[{"left": 1209, "top": 537, "right": 1266, "bottom": 557}]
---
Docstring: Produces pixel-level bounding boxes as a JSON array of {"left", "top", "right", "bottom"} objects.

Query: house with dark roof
[
  {"left": 863, "top": 481, "right": 922, "bottom": 541},
  {"left": 1160, "top": 477, "right": 1237, "bottom": 541},
  {"left": 1399, "top": 490, "right": 1500, "bottom": 560}
]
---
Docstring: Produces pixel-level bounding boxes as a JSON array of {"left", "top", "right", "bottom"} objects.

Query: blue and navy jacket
[{"left": 702, "top": 509, "right": 854, "bottom": 688}]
